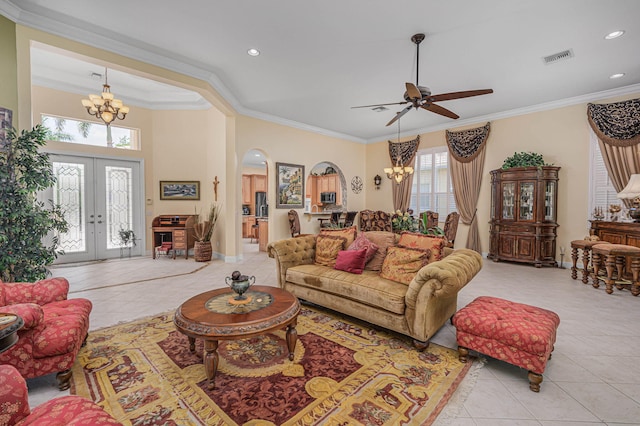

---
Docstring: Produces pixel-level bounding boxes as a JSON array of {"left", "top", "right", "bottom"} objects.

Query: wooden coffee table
[{"left": 174, "top": 285, "right": 300, "bottom": 389}]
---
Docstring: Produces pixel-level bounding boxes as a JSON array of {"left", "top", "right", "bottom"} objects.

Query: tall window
[
  {"left": 588, "top": 129, "right": 621, "bottom": 218},
  {"left": 41, "top": 115, "right": 138, "bottom": 150},
  {"left": 409, "top": 146, "right": 456, "bottom": 221}
]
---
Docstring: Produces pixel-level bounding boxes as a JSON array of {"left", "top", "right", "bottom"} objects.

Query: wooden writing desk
[{"left": 152, "top": 214, "right": 197, "bottom": 259}]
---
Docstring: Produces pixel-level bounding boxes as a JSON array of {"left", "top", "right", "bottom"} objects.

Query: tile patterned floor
[{"left": 24, "top": 241, "right": 640, "bottom": 425}]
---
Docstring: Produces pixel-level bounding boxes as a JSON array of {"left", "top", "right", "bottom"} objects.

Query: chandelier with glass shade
[
  {"left": 384, "top": 121, "right": 414, "bottom": 183},
  {"left": 81, "top": 68, "right": 129, "bottom": 145}
]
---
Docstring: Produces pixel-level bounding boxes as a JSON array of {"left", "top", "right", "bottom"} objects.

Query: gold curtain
[
  {"left": 388, "top": 136, "right": 420, "bottom": 212},
  {"left": 446, "top": 123, "right": 491, "bottom": 252},
  {"left": 587, "top": 99, "right": 640, "bottom": 207}
]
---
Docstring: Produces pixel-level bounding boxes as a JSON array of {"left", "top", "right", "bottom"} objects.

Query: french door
[{"left": 45, "top": 154, "right": 143, "bottom": 263}]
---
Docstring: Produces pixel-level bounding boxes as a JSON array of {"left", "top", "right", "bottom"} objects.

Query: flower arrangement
[{"left": 391, "top": 210, "right": 418, "bottom": 232}]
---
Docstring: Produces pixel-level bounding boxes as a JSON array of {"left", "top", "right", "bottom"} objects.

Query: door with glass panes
[{"left": 44, "top": 155, "right": 143, "bottom": 263}]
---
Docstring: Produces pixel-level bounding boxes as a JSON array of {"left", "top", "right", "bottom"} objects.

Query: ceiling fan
[{"left": 352, "top": 33, "right": 493, "bottom": 126}]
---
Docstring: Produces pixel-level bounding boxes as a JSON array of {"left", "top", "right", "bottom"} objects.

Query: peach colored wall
[
  {"left": 0, "top": 16, "right": 18, "bottom": 126},
  {"left": 366, "top": 92, "right": 640, "bottom": 263},
  {"left": 236, "top": 115, "right": 366, "bottom": 243},
  {"left": 31, "top": 86, "right": 228, "bottom": 255}
]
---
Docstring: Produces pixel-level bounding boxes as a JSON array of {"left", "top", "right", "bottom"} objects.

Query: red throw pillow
[{"left": 334, "top": 249, "right": 368, "bottom": 274}]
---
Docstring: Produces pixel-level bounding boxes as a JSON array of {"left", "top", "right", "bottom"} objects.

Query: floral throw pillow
[
  {"left": 398, "top": 232, "right": 445, "bottom": 263},
  {"left": 347, "top": 232, "right": 379, "bottom": 264},
  {"left": 320, "top": 226, "right": 357, "bottom": 247},
  {"left": 380, "top": 246, "right": 431, "bottom": 285},
  {"left": 315, "top": 235, "right": 348, "bottom": 267},
  {"left": 334, "top": 249, "right": 368, "bottom": 274}
]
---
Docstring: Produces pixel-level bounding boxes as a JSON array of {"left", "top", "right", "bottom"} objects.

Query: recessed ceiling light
[
  {"left": 605, "top": 30, "right": 625, "bottom": 40},
  {"left": 610, "top": 73, "right": 625, "bottom": 79},
  {"left": 247, "top": 48, "right": 260, "bottom": 56}
]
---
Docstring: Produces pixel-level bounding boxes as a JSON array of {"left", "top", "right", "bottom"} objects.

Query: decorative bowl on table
[{"left": 225, "top": 271, "right": 255, "bottom": 301}]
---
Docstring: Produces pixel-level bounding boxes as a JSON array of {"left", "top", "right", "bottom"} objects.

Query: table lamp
[{"left": 617, "top": 174, "right": 640, "bottom": 222}]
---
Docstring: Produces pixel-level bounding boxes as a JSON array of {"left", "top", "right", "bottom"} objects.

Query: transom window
[
  {"left": 41, "top": 115, "right": 138, "bottom": 150},
  {"left": 409, "top": 146, "right": 457, "bottom": 222}
]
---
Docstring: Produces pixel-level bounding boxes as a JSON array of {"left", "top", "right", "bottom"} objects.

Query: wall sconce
[{"left": 374, "top": 174, "right": 382, "bottom": 190}]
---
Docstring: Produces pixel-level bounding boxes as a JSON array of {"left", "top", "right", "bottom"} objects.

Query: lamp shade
[{"left": 617, "top": 174, "right": 640, "bottom": 199}]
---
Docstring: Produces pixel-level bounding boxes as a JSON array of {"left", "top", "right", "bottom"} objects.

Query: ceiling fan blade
[
  {"left": 422, "top": 103, "right": 460, "bottom": 119},
  {"left": 405, "top": 82, "right": 422, "bottom": 100},
  {"left": 386, "top": 105, "right": 413, "bottom": 126},
  {"left": 429, "top": 89, "right": 493, "bottom": 102},
  {"left": 351, "top": 101, "right": 409, "bottom": 109}
]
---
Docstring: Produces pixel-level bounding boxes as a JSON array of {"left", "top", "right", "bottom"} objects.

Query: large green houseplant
[{"left": 0, "top": 125, "right": 68, "bottom": 282}]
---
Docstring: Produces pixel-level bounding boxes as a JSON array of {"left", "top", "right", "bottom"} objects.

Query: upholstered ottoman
[{"left": 452, "top": 296, "right": 560, "bottom": 392}]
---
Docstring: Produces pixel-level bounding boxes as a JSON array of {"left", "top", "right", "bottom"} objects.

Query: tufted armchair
[
  {"left": 0, "top": 277, "right": 92, "bottom": 390},
  {"left": 0, "top": 364, "right": 122, "bottom": 425}
]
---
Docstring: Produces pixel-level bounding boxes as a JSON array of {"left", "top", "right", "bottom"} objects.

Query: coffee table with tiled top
[{"left": 174, "top": 285, "right": 300, "bottom": 390}]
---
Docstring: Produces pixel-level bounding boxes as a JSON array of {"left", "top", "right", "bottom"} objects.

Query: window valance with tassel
[
  {"left": 445, "top": 123, "right": 491, "bottom": 163},
  {"left": 587, "top": 99, "right": 640, "bottom": 146}
]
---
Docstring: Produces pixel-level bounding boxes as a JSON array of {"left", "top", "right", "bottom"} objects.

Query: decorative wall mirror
[{"left": 305, "top": 162, "right": 347, "bottom": 212}]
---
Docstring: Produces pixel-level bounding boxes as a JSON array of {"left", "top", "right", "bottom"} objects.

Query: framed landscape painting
[
  {"left": 276, "top": 162, "right": 305, "bottom": 209},
  {"left": 160, "top": 181, "right": 200, "bottom": 200}
]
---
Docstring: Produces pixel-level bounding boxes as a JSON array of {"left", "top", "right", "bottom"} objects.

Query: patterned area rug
[{"left": 71, "top": 306, "right": 473, "bottom": 425}]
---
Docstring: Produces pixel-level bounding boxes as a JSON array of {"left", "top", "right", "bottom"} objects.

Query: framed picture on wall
[
  {"left": 276, "top": 162, "right": 305, "bottom": 209},
  {"left": 159, "top": 181, "right": 200, "bottom": 200}
]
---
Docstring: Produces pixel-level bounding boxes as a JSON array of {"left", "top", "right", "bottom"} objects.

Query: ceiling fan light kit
[{"left": 352, "top": 33, "right": 493, "bottom": 126}]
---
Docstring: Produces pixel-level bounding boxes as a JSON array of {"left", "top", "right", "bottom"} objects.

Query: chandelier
[
  {"left": 81, "top": 68, "right": 129, "bottom": 127},
  {"left": 383, "top": 121, "right": 414, "bottom": 183}
]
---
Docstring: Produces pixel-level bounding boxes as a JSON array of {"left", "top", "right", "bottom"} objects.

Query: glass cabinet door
[
  {"left": 502, "top": 182, "right": 515, "bottom": 219},
  {"left": 519, "top": 182, "right": 535, "bottom": 220},
  {"left": 545, "top": 181, "right": 556, "bottom": 221}
]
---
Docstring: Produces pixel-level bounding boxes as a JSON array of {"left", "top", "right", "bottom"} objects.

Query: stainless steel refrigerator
[{"left": 255, "top": 192, "right": 268, "bottom": 217}]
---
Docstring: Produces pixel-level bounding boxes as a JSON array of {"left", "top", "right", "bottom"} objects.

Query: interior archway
[
  {"left": 240, "top": 149, "right": 268, "bottom": 255},
  {"left": 305, "top": 161, "right": 347, "bottom": 212}
]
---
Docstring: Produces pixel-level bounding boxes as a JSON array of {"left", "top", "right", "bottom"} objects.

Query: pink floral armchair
[
  {"left": 0, "top": 364, "right": 121, "bottom": 425},
  {"left": 0, "top": 277, "right": 92, "bottom": 390}
]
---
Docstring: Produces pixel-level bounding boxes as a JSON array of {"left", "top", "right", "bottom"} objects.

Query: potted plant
[
  {"left": 193, "top": 203, "right": 220, "bottom": 262},
  {"left": 501, "top": 152, "right": 549, "bottom": 170},
  {"left": 0, "top": 125, "right": 68, "bottom": 282},
  {"left": 391, "top": 210, "right": 418, "bottom": 233},
  {"left": 118, "top": 229, "right": 136, "bottom": 258}
]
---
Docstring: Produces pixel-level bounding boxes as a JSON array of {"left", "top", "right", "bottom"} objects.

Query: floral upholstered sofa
[
  {"left": 0, "top": 277, "right": 92, "bottom": 390},
  {"left": 0, "top": 364, "right": 121, "bottom": 425},
  {"left": 267, "top": 228, "right": 482, "bottom": 349}
]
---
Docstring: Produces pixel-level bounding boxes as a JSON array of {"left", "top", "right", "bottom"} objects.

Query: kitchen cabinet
[
  {"left": 242, "top": 173, "right": 267, "bottom": 215},
  {"left": 488, "top": 166, "right": 560, "bottom": 267},
  {"left": 242, "top": 175, "right": 252, "bottom": 205},
  {"left": 252, "top": 174, "right": 267, "bottom": 193},
  {"left": 242, "top": 215, "right": 255, "bottom": 238},
  {"left": 311, "top": 174, "right": 341, "bottom": 206}
]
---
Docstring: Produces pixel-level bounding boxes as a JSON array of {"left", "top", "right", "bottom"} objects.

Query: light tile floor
[{"left": 25, "top": 241, "right": 640, "bottom": 425}]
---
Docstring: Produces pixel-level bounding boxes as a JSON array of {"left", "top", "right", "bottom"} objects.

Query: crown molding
[{"left": 3, "top": 1, "right": 639, "bottom": 146}]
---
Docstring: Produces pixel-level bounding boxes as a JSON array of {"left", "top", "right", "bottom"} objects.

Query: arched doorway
[{"left": 241, "top": 150, "right": 268, "bottom": 255}]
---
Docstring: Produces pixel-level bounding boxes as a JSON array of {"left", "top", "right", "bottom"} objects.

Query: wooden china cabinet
[{"left": 488, "top": 166, "right": 560, "bottom": 267}]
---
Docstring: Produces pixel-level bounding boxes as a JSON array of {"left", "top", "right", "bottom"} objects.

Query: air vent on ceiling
[{"left": 543, "top": 49, "right": 574, "bottom": 65}]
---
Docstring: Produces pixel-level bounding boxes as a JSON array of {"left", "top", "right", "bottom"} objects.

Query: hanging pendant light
[
  {"left": 383, "top": 120, "right": 414, "bottom": 183},
  {"left": 81, "top": 68, "right": 129, "bottom": 130}
]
